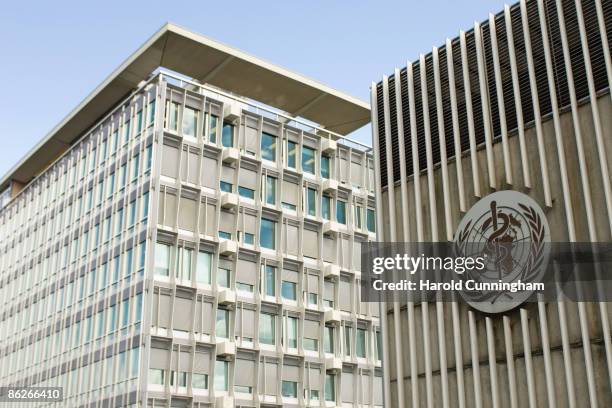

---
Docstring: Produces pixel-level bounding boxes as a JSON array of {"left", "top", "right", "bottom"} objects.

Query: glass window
[
  {"left": 193, "top": 373, "right": 208, "bottom": 389},
  {"left": 264, "top": 265, "right": 275, "bottom": 296},
  {"left": 322, "top": 195, "right": 331, "bottom": 220},
  {"left": 325, "top": 374, "right": 335, "bottom": 402},
  {"left": 216, "top": 309, "right": 229, "bottom": 338},
  {"left": 321, "top": 154, "right": 330, "bottom": 178},
  {"left": 354, "top": 206, "right": 362, "bottom": 229},
  {"left": 214, "top": 360, "right": 229, "bottom": 391},
  {"left": 281, "top": 281, "right": 297, "bottom": 300},
  {"left": 310, "top": 389, "right": 320, "bottom": 401},
  {"left": 182, "top": 107, "right": 197, "bottom": 137},
  {"left": 261, "top": 132, "right": 277, "bottom": 161},
  {"left": 235, "top": 385, "right": 252, "bottom": 394},
  {"left": 304, "top": 337, "right": 318, "bottom": 352},
  {"left": 376, "top": 330, "right": 382, "bottom": 361},
  {"left": 155, "top": 243, "right": 170, "bottom": 276},
  {"left": 167, "top": 101, "right": 180, "bottom": 131},
  {"left": 238, "top": 186, "right": 255, "bottom": 199},
  {"left": 265, "top": 176, "right": 276, "bottom": 205},
  {"left": 344, "top": 328, "right": 351, "bottom": 356},
  {"left": 220, "top": 181, "right": 233, "bottom": 193},
  {"left": 287, "top": 141, "right": 297, "bottom": 168},
  {"left": 260, "top": 313, "right": 275, "bottom": 345},
  {"left": 356, "top": 328, "right": 366, "bottom": 358},
  {"left": 148, "top": 100, "right": 156, "bottom": 127},
  {"left": 208, "top": 115, "right": 218, "bottom": 143},
  {"left": 306, "top": 187, "right": 317, "bottom": 217},
  {"left": 136, "top": 110, "right": 143, "bottom": 134},
  {"left": 149, "top": 368, "right": 164, "bottom": 385},
  {"left": 282, "top": 202, "right": 297, "bottom": 211},
  {"left": 367, "top": 209, "right": 376, "bottom": 233},
  {"left": 222, "top": 123, "right": 234, "bottom": 147},
  {"left": 236, "top": 282, "right": 253, "bottom": 292},
  {"left": 179, "top": 248, "right": 193, "bottom": 280},
  {"left": 282, "top": 381, "right": 298, "bottom": 398},
  {"left": 173, "top": 371, "right": 187, "bottom": 387},
  {"left": 196, "top": 251, "right": 212, "bottom": 284},
  {"left": 287, "top": 316, "right": 298, "bottom": 348},
  {"left": 243, "top": 232, "right": 254, "bottom": 245},
  {"left": 324, "top": 326, "right": 334, "bottom": 353},
  {"left": 260, "top": 219, "right": 276, "bottom": 249},
  {"left": 307, "top": 292, "right": 318, "bottom": 306},
  {"left": 302, "top": 146, "right": 315, "bottom": 174},
  {"left": 217, "top": 268, "right": 230, "bottom": 288},
  {"left": 219, "top": 231, "right": 231, "bottom": 240},
  {"left": 336, "top": 200, "right": 347, "bottom": 224}
]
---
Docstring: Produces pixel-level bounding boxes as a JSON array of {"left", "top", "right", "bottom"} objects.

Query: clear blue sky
[{"left": 0, "top": 0, "right": 507, "bottom": 178}]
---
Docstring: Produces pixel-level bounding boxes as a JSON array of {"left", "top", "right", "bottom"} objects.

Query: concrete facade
[{"left": 372, "top": 0, "right": 612, "bottom": 406}]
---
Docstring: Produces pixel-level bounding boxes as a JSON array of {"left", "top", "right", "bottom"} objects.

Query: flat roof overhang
[{"left": 1, "top": 23, "right": 370, "bottom": 192}]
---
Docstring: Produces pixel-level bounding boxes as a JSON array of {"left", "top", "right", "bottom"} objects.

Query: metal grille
[{"left": 375, "top": 0, "right": 611, "bottom": 187}]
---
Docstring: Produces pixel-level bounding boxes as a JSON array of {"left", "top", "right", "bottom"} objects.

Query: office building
[
  {"left": 0, "top": 24, "right": 383, "bottom": 407},
  {"left": 372, "top": 0, "right": 612, "bottom": 406}
]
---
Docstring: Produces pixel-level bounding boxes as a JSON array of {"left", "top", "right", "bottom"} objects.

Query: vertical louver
[{"left": 376, "top": 0, "right": 611, "bottom": 188}]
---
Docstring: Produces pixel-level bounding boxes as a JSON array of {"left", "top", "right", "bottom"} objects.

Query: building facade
[
  {"left": 372, "top": 0, "right": 612, "bottom": 406},
  {"left": 0, "top": 25, "right": 383, "bottom": 407}
]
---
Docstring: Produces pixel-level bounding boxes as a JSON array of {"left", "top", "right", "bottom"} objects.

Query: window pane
[
  {"left": 266, "top": 176, "right": 276, "bottom": 205},
  {"left": 322, "top": 195, "right": 331, "bottom": 220},
  {"left": 281, "top": 281, "right": 296, "bottom": 300},
  {"left": 238, "top": 186, "right": 255, "bottom": 199},
  {"left": 356, "top": 328, "right": 366, "bottom": 358},
  {"left": 367, "top": 209, "right": 376, "bottom": 232},
  {"left": 336, "top": 201, "right": 346, "bottom": 224},
  {"left": 259, "top": 313, "right": 275, "bottom": 345},
  {"left": 282, "top": 381, "right": 297, "bottom": 398},
  {"left": 260, "top": 219, "right": 276, "bottom": 249},
  {"left": 287, "top": 141, "right": 297, "bottom": 168},
  {"left": 324, "top": 327, "right": 334, "bottom": 353},
  {"left": 149, "top": 368, "right": 164, "bottom": 385},
  {"left": 244, "top": 233, "right": 254, "bottom": 245},
  {"left": 222, "top": 123, "right": 234, "bottom": 147},
  {"left": 193, "top": 373, "right": 208, "bottom": 389},
  {"left": 325, "top": 374, "right": 335, "bottom": 402},
  {"left": 261, "top": 132, "right": 276, "bottom": 161},
  {"left": 155, "top": 243, "right": 170, "bottom": 276},
  {"left": 220, "top": 181, "right": 232, "bottom": 193},
  {"left": 216, "top": 309, "right": 228, "bottom": 338},
  {"left": 321, "top": 155, "right": 330, "bottom": 178},
  {"left": 265, "top": 265, "right": 275, "bottom": 296},
  {"left": 182, "top": 107, "right": 197, "bottom": 137},
  {"left": 217, "top": 268, "right": 230, "bottom": 288},
  {"left": 214, "top": 360, "right": 228, "bottom": 391},
  {"left": 209, "top": 115, "right": 218, "bottom": 143},
  {"left": 302, "top": 146, "right": 315, "bottom": 174},
  {"left": 307, "top": 188, "right": 317, "bottom": 216},
  {"left": 304, "top": 338, "right": 318, "bottom": 352},
  {"left": 354, "top": 206, "right": 362, "bottom": 229},
  {"left": 196, "top": 251, "right": 211, "bottom": 284},
  {"left": 287, "top": 317, "right": 298, "bottom": 348}
]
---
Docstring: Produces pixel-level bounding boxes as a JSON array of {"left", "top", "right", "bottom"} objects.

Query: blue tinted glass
[
  {"left": 336, "top": 201, "right": 346, "bottom": 224},
  {"left": 260, "top": 219, "right": 275, "bottom": 249},
  {"left": 261, "top": 132, "right": 276, "bottom": 161},
  {"left": 238, "top": 186, "right": 255, "bottom": 199},
  {"left": 302, "top": 147, "right": 315, "bottom": 174},
  {"left": 321, "top": 155, "right": 330, "bottom": 178},
  {"left": 220, "top": 181, "right": 232, "bottom": 193},
  {"left": 222, "top": 124, "right": 233, "bottom": 147}
]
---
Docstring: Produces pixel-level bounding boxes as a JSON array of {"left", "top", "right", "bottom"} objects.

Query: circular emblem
[{"left": 454, "top": 191, "right": 550, "bottom": 313}]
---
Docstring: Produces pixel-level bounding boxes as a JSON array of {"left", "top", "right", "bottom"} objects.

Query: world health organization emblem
[{"left": 454, "top": 191, "right": 550, "bottom": 313}]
